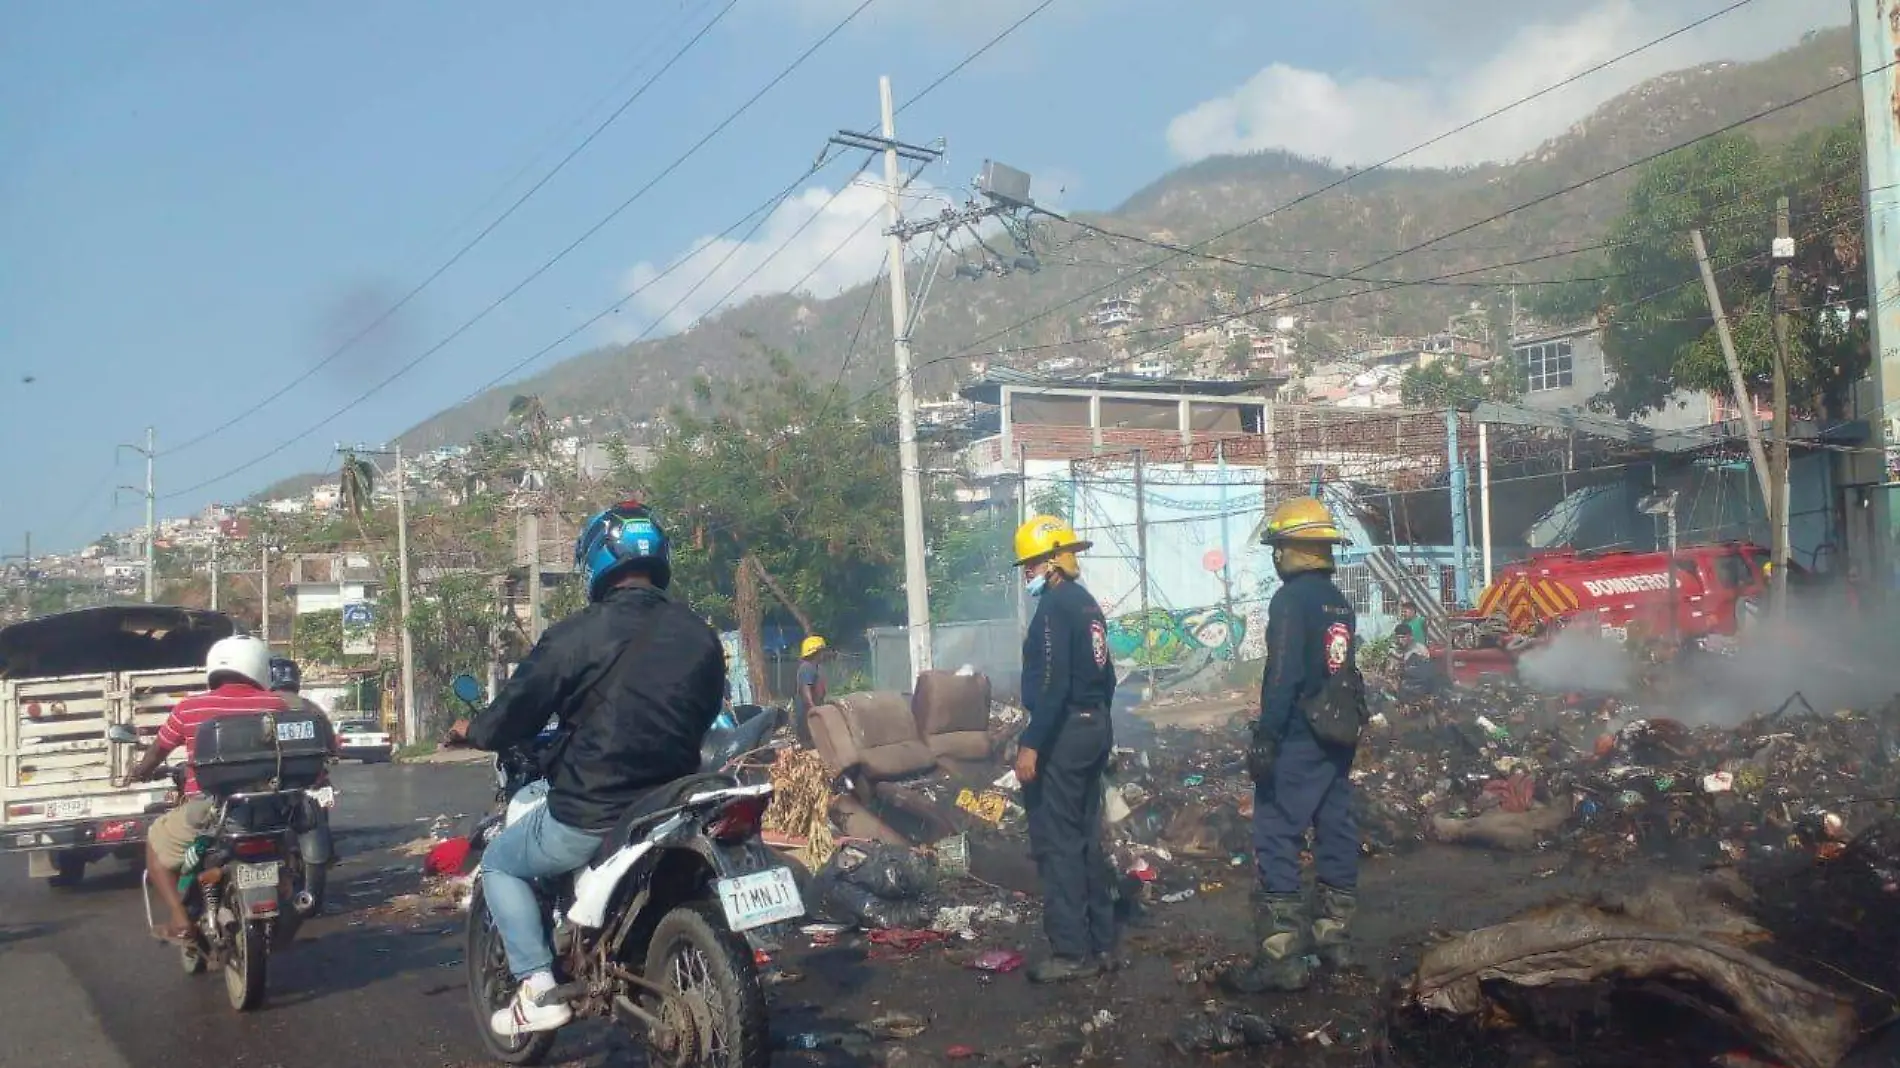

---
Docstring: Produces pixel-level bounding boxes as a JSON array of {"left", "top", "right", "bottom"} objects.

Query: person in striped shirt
[{"left": 123, "top": 634, "right": 286, "bottom": 943}]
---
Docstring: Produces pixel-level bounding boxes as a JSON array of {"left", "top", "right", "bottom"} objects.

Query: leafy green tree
[
  {"left": 293, "top": 609, "right": 346, "bottom": 665},
  {"left": 1400, "top": 359, "right": 1516, "bottom": 408},
  {"left": 1533, "top": 124, "right": 1867, "bottom": 418},
  {"left": 635, "top": 357, "right": 930, "bottom": 640}
]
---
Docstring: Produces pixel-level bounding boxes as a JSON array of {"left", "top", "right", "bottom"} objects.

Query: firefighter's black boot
[{"left": 1221, "top": 891, "right": 1311, "bottom": 994}]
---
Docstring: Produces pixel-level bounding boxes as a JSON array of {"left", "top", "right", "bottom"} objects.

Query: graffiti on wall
[{"left": 1105, "top": 606, "right": 1247, "bottom": 668}]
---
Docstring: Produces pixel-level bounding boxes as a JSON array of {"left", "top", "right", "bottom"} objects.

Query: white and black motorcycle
[{"left": 447, "top": 674, "right": 802, "bottom": 1068}]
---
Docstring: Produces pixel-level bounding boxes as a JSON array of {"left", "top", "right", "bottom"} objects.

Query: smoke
[
  {"left": 308, "top": 281, "right": 422, "bottom": 389},
  {"left": 1516, "top": 626, "right": 1635, "bottom": 695},
  {"left": 1660, "top": 586, "right": 1900, "bottom": 728}
]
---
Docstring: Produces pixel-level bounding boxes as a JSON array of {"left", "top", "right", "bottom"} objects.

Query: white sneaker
[{"left": 490, "top": 976, "right": 572, "bottom": 1037}]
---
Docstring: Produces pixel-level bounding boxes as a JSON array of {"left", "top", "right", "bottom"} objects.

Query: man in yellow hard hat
[
  {"left": 1012, "top": 514, "right": 1118, "bottom": 983},
  {"left": 1227, "top": 496, "right": 1361, "bottom": 995},
  {"left": 793, "top": 634, "right": 828, "bottom": 747}
]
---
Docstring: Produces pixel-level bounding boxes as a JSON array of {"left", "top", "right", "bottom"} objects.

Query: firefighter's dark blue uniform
[
  {"left": 1254, "top": 570, "right": 1359, "bottom": 894},
  {"left": 1020, "top": 575, "right": 1117, "bottom": 965}
]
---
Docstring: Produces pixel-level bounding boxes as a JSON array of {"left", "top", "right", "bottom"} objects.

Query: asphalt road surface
[{"left": 0, "top": 761, "right": 501, "bottom": 1068}]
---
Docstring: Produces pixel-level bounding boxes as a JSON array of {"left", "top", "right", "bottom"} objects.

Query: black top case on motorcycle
[{"left": 192, "top": 711, "right": 336, "bottom": 798}]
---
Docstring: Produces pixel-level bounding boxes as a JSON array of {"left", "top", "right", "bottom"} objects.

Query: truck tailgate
[{"left": 1, "top": 668, "right": 191, "bottom": 831}]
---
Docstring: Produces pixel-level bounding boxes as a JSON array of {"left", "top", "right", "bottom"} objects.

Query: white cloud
[
  {"left": 619, "top": 176, "right": 952, "bottom": 334},
  {"left": 1166, "top": 0, "right": 1845, "bottom": 167}
]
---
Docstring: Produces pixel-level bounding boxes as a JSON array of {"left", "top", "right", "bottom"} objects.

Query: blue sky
[{"left": 0, "top": 0, "right": 1841, "bottom": 551}]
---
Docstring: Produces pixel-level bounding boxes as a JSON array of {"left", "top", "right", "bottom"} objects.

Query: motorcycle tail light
[
  {"left": 706, "top": 795, "right": 769, "bottom": 843},
  {"left": 232, "top": 836, "right": 279, "bottom": 859}
]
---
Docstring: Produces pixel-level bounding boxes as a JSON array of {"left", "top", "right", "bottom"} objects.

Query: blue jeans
[{"left": 480, "top": 803, "right": 604, "bottom": 979}]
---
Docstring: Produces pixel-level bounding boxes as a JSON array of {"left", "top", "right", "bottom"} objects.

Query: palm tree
[{"left": 339, "top": 452, "right": 377, "bottom": 523}]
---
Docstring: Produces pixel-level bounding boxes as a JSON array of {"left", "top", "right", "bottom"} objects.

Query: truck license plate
[
  {"left": 44, "top": 798, "right": 91, "bottom": 820},
  {"left": 233, "top": 861, "right": 280, "bottom": 890},
  {"left": 715, "top": 867, "right": 804, "bottom": 932}
]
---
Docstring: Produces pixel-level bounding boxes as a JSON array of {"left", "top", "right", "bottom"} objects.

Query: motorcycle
[
  {"left": 109, "top": 707, "right": 335, "bottom": 1012},
  {"left": 446, "top": 673, "right": 802, "bottom": 1067}
]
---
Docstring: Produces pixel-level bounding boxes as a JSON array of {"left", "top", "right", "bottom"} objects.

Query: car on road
[{"left": 334, "top": 719, "right": 392, "bottom": 763}]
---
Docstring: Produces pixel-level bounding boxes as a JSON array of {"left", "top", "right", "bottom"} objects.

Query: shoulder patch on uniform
[
  {"left": 1090, "top": 620, "right": 1109, "bottom": 667},
  {"left": 1323, "top": 622, "right": 1352, "bottom": 675}
]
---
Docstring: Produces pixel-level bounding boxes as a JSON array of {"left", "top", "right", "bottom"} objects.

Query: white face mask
[{"left": 1025, "top": 571, "right": 1050, "bottom": 598}]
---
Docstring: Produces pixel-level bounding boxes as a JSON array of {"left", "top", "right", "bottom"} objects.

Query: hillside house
[
  {"left": 1092, "top": 297, "right": 1141, "bottom": 330},
  {"left": 289, "top": 553, "right": 382, "bottom": 619}
]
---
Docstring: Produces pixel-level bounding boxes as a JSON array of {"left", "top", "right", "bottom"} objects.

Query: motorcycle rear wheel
[
  {"left": 466, "top": 880, "right": 558, "bottom": 1066},
  {"left": 641, "top": 901, "right": 769, "bottom": 1068},
  {"left": 225, "top": 919, "right": 269, "bottom": 1011}
]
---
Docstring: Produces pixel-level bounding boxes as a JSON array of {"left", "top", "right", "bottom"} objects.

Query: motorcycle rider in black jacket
[{"left": 447, "top": 500, "right": 726, "bottom": 1038}]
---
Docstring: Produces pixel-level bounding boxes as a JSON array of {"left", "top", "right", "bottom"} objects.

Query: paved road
[{"left": 0, "top": 761, "right": 502, "bottom": 1068}]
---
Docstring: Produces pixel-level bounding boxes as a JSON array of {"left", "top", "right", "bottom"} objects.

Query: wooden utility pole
[
  {"left": 523, "top": 510, "right": 544, "bottom": 642},
  {"left": 1770, "top": 197, "right": 1794, "bottom": 616},
  {"left": 1691, "top": 230, "right": 1775, "bottom": 507}
]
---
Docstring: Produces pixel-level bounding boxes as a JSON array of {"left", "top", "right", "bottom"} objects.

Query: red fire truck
[{"left": 1448, "top": 540, "right": 1775, "bottom": 680}]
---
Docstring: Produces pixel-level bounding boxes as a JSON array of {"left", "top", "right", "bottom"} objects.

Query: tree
[
  {"left": 636, "top": 357, "right": 933, "bottom": 642},
  {"left": 293, "top": 609, "right": 346, "bottom": 665},
  {"left": 1533, "top": 124, "right": 1868, "bottom": 418},
  {"left": 339, "top": 453, "right": 376, "bottom": 523},
  {"left": 1400, "top": 359, "right": 1516, "bottom": 408}
]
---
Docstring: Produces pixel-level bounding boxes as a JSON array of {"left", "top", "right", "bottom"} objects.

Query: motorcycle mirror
[
  {"left": 106, "top": 724, "right": 139, "bottom": 746},
  {"left": 450, "top": 673, "right": 484, "bottom": 705}
]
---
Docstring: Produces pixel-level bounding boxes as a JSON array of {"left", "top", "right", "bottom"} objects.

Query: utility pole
[
  {"left": 118, "top": 427, "right": 156, "bottom": 603},
  {"left": 1131, "top": 449, "right": 1155, "bottom": 694},
  {"left": 827, "top": 84, "right": 1046, "bottom": 682},
  {"left": 524, "top": 509, "right": 544, "bottom": 642},
  {"left": 1691, "top": 230, "right": 1775, "bottom": 508},
  {"left": 209, "top": 533, "right": 220, "bottom": 611},
  {"left": 1447, "top": 410, "right": 1470, "bottom": 606},
  {"left": 878, "top": 76, "right": 933, "bottom": 683},
  {"left": 259, "top": 541, "right": 270, "bottom": 646},
  {"left": 1770, "top": 196, "right": 1794, "bottom": 616},
  {"left": 1015, "top": 444, "right": 1029, "bottom": 637},
  {"left": 337, "top": 443, "right": 417, "bottom": 746},
  {"left": 1854, "top": 0, "right": 1900, "bottom": 595}
]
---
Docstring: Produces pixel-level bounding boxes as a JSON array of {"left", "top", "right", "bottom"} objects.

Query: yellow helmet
[
  {"left": 1261, "top": 496, "right": 1348, "bottom": 545},
  {"left": 800, "top": 635, "right": 827, "bottom": 659},
  {"left": 1014, "top": 515, "right": 1091, "bottom": 576}
]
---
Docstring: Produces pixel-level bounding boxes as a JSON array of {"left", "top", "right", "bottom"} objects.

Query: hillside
[{"left": 383, "top": 27, "right": 1854, "bottom": 455}]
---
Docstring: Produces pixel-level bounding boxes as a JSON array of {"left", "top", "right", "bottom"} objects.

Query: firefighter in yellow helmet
[
  {"left": 1227, "top": 496, "right": 1361, "bottom": 995},
  {"left": 793, "top": 634, "right": 829, "bottom": 747},
  {"left": 1012, "top": 515, "right": 1118, "bottom": 982}
]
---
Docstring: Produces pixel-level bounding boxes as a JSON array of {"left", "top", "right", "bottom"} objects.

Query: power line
[
  {"left": 934, "top": 0, "right": 1766, "bottom": 364},
  {"left": 883, "top": 65, "right": 1890, "bottom": 393},
  {"left": 162, "top": 0, "right": 745, "bottom": 458},
  {"left": 161, "top": 1, "right": 882, "bottom": 501}
]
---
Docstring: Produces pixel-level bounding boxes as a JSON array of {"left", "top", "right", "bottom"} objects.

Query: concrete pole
[
  {"left": 394, "top": 445, "right": 418, "bottom": 744},
  {"left": 1015, "top": 444, "right": 1029, "bottom": 637},
  {"left": 1132, "top": 448, "right": 1154, "bottom": 694},
  {"left": 1771, "top": 195, "right": 1793, "bottom": 616},
  {"left": 1691, "top": 229, "right": 1775, "bottom": 507},
  {"left": 209, "top": 534, "right": 219, "bottom": 611},
  {"left": 880, "top": 74, "right": 933, "bottom": 681},
  {"left": 1855, "top": 0, "right": 1900, "bottom": 595},
  {"left": 1477, "top": 419, "right": 1494, "bottom": 588},
  {"left": 1447, "top": 409, "right": 1470, "bottom": 606},
  {"left": 143, "top": 427, "right": 155, "bottom": 603},
  {"left": 259, "top": 542, "right": 270, "bottom": 646},
  {"left": 525, "top": 510, "right": 544, "bottom": 642}
]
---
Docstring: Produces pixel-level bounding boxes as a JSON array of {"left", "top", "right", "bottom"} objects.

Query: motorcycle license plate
[
  {"left": 233, "top": 861, "right": 280, "bottom": 890},
  {"left": 715, "top": 867, "right": 804, "bottom": 932},
  {"left": 310, "top": 786, "right": 337, "bottom": 809}
]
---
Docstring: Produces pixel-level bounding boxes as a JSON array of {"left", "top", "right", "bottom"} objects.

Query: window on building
[{"left": 1517, "top": 340, "right": 1574, "bottom": 393}]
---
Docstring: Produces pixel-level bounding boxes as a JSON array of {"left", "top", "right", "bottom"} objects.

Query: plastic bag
[
  {"left": 1172, "top": 1005, "right": 1285, "bottom": 1053},
  {"left": 837, "top": 843, "right": 937, "bottom": 899}
]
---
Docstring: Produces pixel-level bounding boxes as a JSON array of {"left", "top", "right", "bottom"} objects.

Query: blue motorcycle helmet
[{"left": 575, "top": 499, "right": 672, "bottom": 602}]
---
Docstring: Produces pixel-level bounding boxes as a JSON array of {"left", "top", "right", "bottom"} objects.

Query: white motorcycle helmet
[{"left": 204, "top": 634, "right": 272, "bottom": 690}]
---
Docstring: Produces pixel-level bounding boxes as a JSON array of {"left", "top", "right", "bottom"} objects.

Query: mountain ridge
[{"left": 257, "top": 26, "right": 1856, "bottom": 500}]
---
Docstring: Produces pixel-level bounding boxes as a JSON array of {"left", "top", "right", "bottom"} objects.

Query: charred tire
[
  {"left": 46, "top": 852, "right": 85, "bottom": 890},
  {"left": 226, "top": 919, "right": 269, "bottom": 1011},
  {"left": 466, "top": 880, "right": 557, "bottom": 1066},
  {"left": 642, "top": 901, "right": 770, "bottom": 1068}
]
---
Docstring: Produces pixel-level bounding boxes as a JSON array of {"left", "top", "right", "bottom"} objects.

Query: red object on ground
[
  {"left": 946, "top": 1045, "right": 979, "bottom": 1059},
  {"left": 969, "top": 948, "right": 1025, "bottom": 973},
  {"left": 1594, "top": 734, "right": 1617, "bottom": 759},
  {"left": 867, "top": 928, "right": 950, "bottom": 956},
  {"left": 424, "top": 836, "right": 473, "bottom": 876}
]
